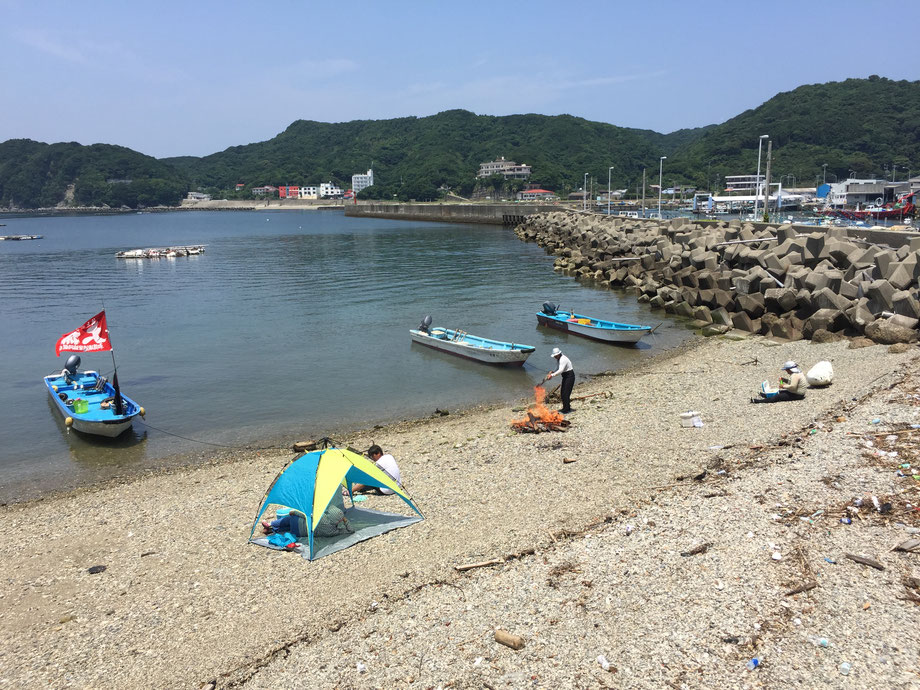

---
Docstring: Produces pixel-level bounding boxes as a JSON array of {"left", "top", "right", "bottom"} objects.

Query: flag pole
[{"left": 101, "top": 300, "right": 124, "bottom": 416}]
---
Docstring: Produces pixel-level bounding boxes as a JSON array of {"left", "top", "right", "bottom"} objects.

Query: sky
[{"left": 1, "top": 0, "right": 918, "bottom": 159}]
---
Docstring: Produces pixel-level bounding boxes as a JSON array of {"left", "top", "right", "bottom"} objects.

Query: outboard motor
[
  {"left": 418, "top": 315, "right": 433, "bottom": 334},
  {"left": 542, "top": 302, "right": 557, "bottom": 316},
  {"left": 64, "top": 355, "right": 81, "bottom": 376}
]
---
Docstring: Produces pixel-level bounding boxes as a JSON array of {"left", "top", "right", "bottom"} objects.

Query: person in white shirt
[
  {"left": 352, "top": 444, "right": 402, "bottom": 495},
  {"left": 544, "top": 347, "right": 575, "bottom": 414}
]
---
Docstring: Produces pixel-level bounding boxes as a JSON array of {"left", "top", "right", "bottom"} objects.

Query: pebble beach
[{"left": 2, "top": 334, "right": 919, "bottom": 689}]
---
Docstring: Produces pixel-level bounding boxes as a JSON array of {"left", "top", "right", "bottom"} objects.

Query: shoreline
[
  {"left": 4, "top": 336, "right": 706, "bottom": 509},
  {"left": 2, "top": 334, "right": 917, "bottom": 688}
]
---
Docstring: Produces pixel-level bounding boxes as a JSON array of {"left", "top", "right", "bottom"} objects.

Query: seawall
[{"left": 344, "top": 202, "right": 561, "bottom": 225}]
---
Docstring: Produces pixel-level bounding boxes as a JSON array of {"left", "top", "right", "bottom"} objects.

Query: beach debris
[
  {"left": 563, "top": 457, "right": 577, "bottom": 464},
  {"left": 809, "top": 636, "right": 831, "bottom": 648},
  {"left": 292, "top": 439, "right": 320, "bottom": 452},
  {"left": 892, "top": 538, "right": 920, "bottom": 553},
  {"left": 356, "top": 662, "right": 367, "bottom": 673},
  {"left": 596, "top": 654, "right": 611, "bottom": 671},
  {"left": 845, "top": 553, "right": 885, "bottom": 570},
  {"left": 455, "top": 558, "right": 505, "bottom": 572},
  {"left": 772, "top": 552, "right": 783, "bottom": 561},
  {"left": 625, "top": 524, "right": 634, "bottom": 536},
  {"left": 839, "top": 662, "right": 851, "bottom": 676},
  {"left": 494, "top": 629, "right": 525, "bottom": 650},
  {"left": 745, "top": 658, "right": 760, "bottom": 671},
  {"left": 434, "top": 408, "right": 450, "bottom": 416},
  {"left": 87, "top": 565, "right": 107, "bottom": 575},
  {"left": 680, "top": 542, "right": 712, "bottom": 557},
  {"left": 785, "top": 581, "right": 818, "bottom": 596}
]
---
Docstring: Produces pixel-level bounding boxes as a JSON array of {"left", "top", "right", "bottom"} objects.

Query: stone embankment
[{"left": 516, "top": 212, "right": 920, "bottom": 345}]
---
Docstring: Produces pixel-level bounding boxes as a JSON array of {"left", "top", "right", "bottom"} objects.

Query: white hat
[
  {"left": 781, "top": 360, "right": 798, "bottom": 371},
  {"left": 551, "top": 347, "right": 562, "bottom": 357}
]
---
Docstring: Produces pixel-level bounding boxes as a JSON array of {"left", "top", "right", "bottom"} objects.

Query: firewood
[
  {"left": 784, "top": 581, "right": 818, "bottom": 596},
  {"left": 845, "top": 553, "right": 885, "bottom": 570},
  {"left": 455, "top": 558, "right": 504, "bottom": 572}
]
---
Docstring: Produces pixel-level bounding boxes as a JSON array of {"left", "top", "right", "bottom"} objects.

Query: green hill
[
  {"left": 0, "top": 140, "right": 186, "bottom": 209},
  {"left": 1, "top": 77, "right": 918, "bottom": 209}
]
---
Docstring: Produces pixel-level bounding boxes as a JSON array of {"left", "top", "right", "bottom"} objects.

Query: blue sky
[{"left": 1, "top": 0, "right": 917, "bottom": 159}]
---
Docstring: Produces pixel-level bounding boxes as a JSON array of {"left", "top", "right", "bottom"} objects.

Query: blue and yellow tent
[{"left": 249, "top": 447, "right": 423, "bottom": 560}]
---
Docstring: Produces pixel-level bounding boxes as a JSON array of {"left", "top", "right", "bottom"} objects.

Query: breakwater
[
  {"left": 345, "top": 202, "right": 559, "bottom": 225},
  {"left": 516, "top": 211, "right": 920, "bottom": 344}
]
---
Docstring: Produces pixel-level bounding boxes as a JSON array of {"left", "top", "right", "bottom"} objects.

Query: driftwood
[
  {"left": 455, "top": 558, "right": 504, "bottom": 572},
  {"left": 292, "top": 439, "right": 319, "bottom": 452},
  {"left": 892, "top": 538, "right": 920, "bottom": 553},
  {"left": 494, "top": 629, "right": 525, "bottom": 650},
  {"left": 785, "top": 581, "right": 818, "bottom": 596},
  {"left": 680, "top": 542, "right": 712, "bottom": 557},
  {"left": 845, "top": 553, "right": 886, "bottom": 570},
  {"left": 563, "top": 457, "right": 578, "bottom": 464}
]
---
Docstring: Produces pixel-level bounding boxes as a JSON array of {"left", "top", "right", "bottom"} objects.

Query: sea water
[{"left": 0, "top": 209, "right": 691, "bottom": 500}]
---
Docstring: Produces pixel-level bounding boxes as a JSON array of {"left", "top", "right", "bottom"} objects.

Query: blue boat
[
  {"left": 536, "top": 303, "right": 653, "bottom": 344},
  {"left": 410, "top": 316, "right": 535, "bottom": 366},
  {"left": 44, "top": 368, "right": 144, "bottom": 437}
]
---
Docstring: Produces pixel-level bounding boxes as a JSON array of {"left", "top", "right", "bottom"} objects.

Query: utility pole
[
  {"left": 762, "top": 140, "right": 773, "bottom": 222},
  {"left": 641, "top": 168, "right": 646, "bottom": 217}
]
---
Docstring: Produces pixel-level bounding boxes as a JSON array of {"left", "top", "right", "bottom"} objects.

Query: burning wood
[{"left": 511, "top": 386, "right": 571, "bottom": 433}]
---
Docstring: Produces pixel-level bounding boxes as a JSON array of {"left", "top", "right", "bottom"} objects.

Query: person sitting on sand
[
  {"left": 752, "top": 361, "right": 807, "bottom": 403},
  {"left": 350, "top": 444, "right": 402, "bottom": 495}
]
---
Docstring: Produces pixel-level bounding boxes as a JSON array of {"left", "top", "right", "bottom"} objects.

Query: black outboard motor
[
  {"left": 418, "top": 315, "right": 433, "bottom": 334},
  {"left": 64, "top": 355, "right": 81, "bottom": 375},
  {"left": 542, "top": 302, "right": 557, "bottom": 316}
]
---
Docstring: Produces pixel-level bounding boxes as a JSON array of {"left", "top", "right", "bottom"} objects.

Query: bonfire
[{"left": 511, "top": 386, "right": 571, "bottom": 433}]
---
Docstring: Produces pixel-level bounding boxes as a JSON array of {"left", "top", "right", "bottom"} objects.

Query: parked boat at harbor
[
  {"left": 116, "top": 244, "right": 205, "bottom": 258},
  {"left": 410, "top": 316, "right": 535, "bottom": 365},
  {"left": 536, "top": 303, "right": 653, "bottom": 344}
]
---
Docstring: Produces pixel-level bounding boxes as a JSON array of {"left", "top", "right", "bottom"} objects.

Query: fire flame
[{"left": 511, "top": 385, "right": 566, "bottom": 431}]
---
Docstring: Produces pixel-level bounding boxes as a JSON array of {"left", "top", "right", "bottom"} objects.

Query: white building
[
  {"left": 186, "top": 192, "right": 211, "bottom": 201},
  {"left": 352, "top": 169, "right": 374, "bottom": 194},
  {"left": 298, "top": 186, "right": 319, "bottom": 200},
  {"left": 320, "top": 182, "right": 344, "bottom": 198},
  {"left": 477, "top": 157, "right": 532, "bottom": 179},
  {"left": 724, "top": 174, "right": 764, "bottom": 193}
]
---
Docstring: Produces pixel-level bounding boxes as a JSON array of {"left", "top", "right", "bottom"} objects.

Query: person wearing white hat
[
  {"left": 544, "top": 347, "right": 575, "bottom": 413},
  {"left": 752, "top": 360, "right": 806, "bottom": 403}
]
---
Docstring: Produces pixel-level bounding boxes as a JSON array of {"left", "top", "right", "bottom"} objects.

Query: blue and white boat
[
  {"left": 410, "top": 316, "right": 535, "bottom": 366},
  {"left": 44, "top": 368, "right": 144, "bottom": 437},
  {"left": 536, "top": 303, "right": 653, "bottom": 344}
]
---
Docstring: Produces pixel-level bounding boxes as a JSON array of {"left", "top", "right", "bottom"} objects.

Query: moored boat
[
  {"left": 536, "top": 303, "right": 653, "bottom": 344},
  {"left": 44, "top": 365, "right": 144, "bottom": 437},
  {"left": 410, "top": 316, "right": 535, "bottom": 366}
]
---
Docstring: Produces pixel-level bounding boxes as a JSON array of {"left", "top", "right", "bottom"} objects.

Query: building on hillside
[
  {"left": 352, "top": 169, "right": 374, "bottom": 194},
  {"left": 724, "top": 174, "right": 765, "bottom": 194},
  {"left": 299, "top": 186, "right": 319, "bottom": 200},
  {"left": 516, "top": 188, "right": 557, "bottom": 201},
  {"left": 827, "top": 178, "right": 886, "bottom": 207},
  {"left": 477, "top": 157, "right": 532, "bottom": 180},
  {"left": 186, "top": 192, "right": 211, "bottom": 201},
  {"left": 320, "top": 182, "right": 344, "bottom": 198},
  {"left": 278, "top": 186, "right": 300, "bottom": 199},
  {"left": 251, "top": 185, "right": 277, "bottom": 196},
  {"left": 235, "top": 183, "right": 245, "bottom": 190}
]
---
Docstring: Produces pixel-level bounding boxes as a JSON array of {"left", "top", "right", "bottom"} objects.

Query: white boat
[
  {"left": 536, "top": 304, "right": 653, "bottom": 344},
  {"left": 410, "top": 318, "right": 535, "bottom": 366}
]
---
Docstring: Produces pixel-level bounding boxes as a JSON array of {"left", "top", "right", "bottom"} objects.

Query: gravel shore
[{"left": 2, "top": 334, "right": 918, "bottom": 689}]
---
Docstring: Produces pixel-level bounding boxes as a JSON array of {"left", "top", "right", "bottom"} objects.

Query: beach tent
[{"left": 248, "top": 447, "right": 423, "bottom": 560}]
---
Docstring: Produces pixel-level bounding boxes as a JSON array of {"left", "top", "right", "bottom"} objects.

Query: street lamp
[
  {"left": 658, "top": 156, "right": 666, "bottom": 219},
  {"left": 822, "top": 163, "right": 827, "bottom": 185},
  {"left": 583, "top": 172, "right": 588, "bottom": 212},
  {"left": 607, "top": 166, "right": 614, "bottom": 215},
  {"left": 753, "top": 134, "right": 769, "bottom": 219}
]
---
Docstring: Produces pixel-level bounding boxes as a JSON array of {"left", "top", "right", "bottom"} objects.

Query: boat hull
[
  {"left": 44, "top": 370, "right": 142, "bottom": 438},
  {"left": 409, "top": 328, "right": 534, "bottom": 366},
  {"left": 536, "top": 311, "right": 651, "bottom": 344}
]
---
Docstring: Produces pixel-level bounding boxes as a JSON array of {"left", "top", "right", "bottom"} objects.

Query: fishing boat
[
  {"left": 410, "top": 316, "right": 535, "bottom": 366},
  {"left": 48, "top": 311, "right": 144, "bottom": 437},
  {"left": 44, "top": 365, "right": 144, "bottom": 437},
  {"left": 819, "top": 191, "right": 916, "bottom": 221},
  {"left": 536, "top": 303, "right": 653, "bottom": 344}
]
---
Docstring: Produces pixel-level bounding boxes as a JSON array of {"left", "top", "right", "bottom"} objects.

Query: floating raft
[{"left": 116, "top": 245, "right": 206, "bottom": 258}]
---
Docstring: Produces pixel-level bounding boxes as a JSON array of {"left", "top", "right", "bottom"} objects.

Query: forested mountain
[
  {"left": 0, "top": 140, "right": 186, "bottom": 209},
  {"left": 1, "top": 77, "right": 917, "bottom": 208}
]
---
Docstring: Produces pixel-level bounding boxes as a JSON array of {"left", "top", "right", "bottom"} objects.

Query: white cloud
[{"left": 16, "top": 29, "right": 87, "bottom": 63}]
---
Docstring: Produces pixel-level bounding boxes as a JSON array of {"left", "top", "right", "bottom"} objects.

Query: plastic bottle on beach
[
  {"left": 839, "top": 662, "right": 851, "bottom": 675},
  {"left": 746, "top": 658, "right": 760, "bottom": 671}
]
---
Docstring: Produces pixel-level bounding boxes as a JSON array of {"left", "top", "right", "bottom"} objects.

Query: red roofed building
[
  {"left": 278, "top": 186, "right": 300, "bottom": 199},
  {"left": 516, "top": 188, "right": 557, "bottom": 201}
]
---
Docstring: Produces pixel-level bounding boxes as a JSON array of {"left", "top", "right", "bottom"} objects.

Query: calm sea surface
[{"left": 0, "top": 210, "right": 692, "bottom": 501}]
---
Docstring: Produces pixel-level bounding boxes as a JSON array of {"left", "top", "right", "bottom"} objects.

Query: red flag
[{"left": 55, "top": 311, "right": 112, "bottom": 356}]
